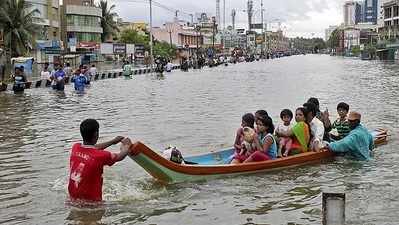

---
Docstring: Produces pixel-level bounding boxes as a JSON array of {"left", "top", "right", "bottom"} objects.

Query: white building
[
  {"left": 325, "top": 25, "right": 338, "bottom": 41},
  {"left": 378, "top": 0, "right": 392, "bottom": 28},
  {"left": 344, "top": 1, "right": 359, "bottom": 26}
]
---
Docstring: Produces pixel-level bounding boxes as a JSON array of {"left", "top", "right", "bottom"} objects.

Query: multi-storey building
[
  {"left": 27, "top": 0, "right": 62, "bottom": 63},
  {"left": 152, "top": 22, "right": 203, "bottom": 58},
  {"left": 364, "top": 0, "right": 378, "bottom": 24},
  {"left": 344, "top": 1, "right": 362, "bottom": 26},
  {"left": 61, "top": 0, "right": 103, "bottom": 52},
  {"left": 28, "top": 0, "right": 61, "bottom": 41}
]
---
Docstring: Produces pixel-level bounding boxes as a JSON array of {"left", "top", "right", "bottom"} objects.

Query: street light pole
[
  {"left": 149, "top": 0, "right": 154, "bottom": 71},
  {"left": 212, "top": 17, "right": 216, "bottom": 50}
]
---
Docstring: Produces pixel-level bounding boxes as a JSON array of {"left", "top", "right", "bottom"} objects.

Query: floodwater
[{"left": 0, "top": 55, "right": 398, "bottom": 225}]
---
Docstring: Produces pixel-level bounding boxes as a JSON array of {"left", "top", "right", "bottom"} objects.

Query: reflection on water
[{"left": 0, "top": 55, "right": 398, "bottom": 224}]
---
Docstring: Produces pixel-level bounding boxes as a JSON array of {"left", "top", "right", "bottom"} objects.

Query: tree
[
  {"left": 119, "top": 29, "right": 149, "bottom": 49},
  {"left": 154, "top": 41, "right": 176, "bottom": 58},
  {"left": 0, "top": 0, "right": 39, "bottom": 79},
  {"left": 327, "top": 28, "right": 340, "bottom": 49},
  {"left": 99, "top": 0, "right": 119, "bottom": 42},
  {"left": 0, "top": 0, "right": 38, "bottom": 57}
]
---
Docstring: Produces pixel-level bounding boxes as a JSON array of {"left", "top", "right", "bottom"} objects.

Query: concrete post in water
[{"left": 322, "top": 192, "right": 345, "bottom": 225}]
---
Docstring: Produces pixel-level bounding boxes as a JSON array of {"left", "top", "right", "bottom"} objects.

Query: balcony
[
  {"left": 67, "top": 25, "right": 103, "bottom": 33},
  {"left": 65, "top": 5, "right": 101, "bottom": 17}
]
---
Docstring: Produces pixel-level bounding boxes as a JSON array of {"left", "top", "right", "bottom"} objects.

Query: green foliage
[
  {"left": 99, "top": 0, "right": 119, "bottom": 42},
  {"left": 351, "top": 45, "right": 361, "bottom": 56},
  {"left": 290, "top": 37, "right": 326, "bottom": 52},
  {"left": 327, "top": 28, "right": 340, "bottom": 49},
  {"left": 0, "top": 0, "right": 39, "bottom": 57},
  {"left": 119, "top": 29, "right": 149, "bottom": 49},
  {"left": 154, "top": 41, "right": 176, "bottom": 58},
  {"left": 119, "top": 30, "right": 176, "bottom": 59}
]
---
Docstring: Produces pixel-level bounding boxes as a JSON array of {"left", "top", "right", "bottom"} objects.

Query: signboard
[
  {"left": 236, "top": 29, "right": 245, "bottom": 34},
  {"left": 135, "top": 44, "right": 145, "bottom": 58},
  {"left": 113, "top": 43, "right": 126, "bottom": 54},
  {"left": 126, "top": 44, "right": 135, "bottom": 54},
  {"left": 68, "top": 38, "right": 77, "bottom": 47},
  {"left": 100, "top": 43, "right": 113, "bottom": 54},
  {"left": 250, "top": 23, "right": 263, "bottom": 30}
]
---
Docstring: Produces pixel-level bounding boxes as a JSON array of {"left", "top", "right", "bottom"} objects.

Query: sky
[{"left": 104, "top": 0, "right": 346, "bottom": 38}]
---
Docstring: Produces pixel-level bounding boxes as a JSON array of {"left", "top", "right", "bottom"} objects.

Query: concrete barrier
[{"left": 0, "top": 64, "right": 183, "bottom": 92}]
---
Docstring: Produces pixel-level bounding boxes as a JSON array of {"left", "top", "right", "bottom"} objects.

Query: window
[{"left": 66, "top": 15, "right": 100, "bottom": 27}]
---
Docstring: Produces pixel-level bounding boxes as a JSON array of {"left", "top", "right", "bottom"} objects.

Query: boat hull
[{"left": 129, "top": 129, "right": 388, "bottom": 184}]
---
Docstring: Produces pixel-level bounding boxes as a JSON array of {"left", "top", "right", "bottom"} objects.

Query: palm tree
[
  {"left": 0, "top": 0, "right": 39, "bottom": 57},
  {"left": 99, "top": 0, "right": 119, "bottom": 42}
]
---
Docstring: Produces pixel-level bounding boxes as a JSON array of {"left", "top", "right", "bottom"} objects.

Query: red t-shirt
[{"left": 68, "top": 143, "right": 118, "bottom": 202}]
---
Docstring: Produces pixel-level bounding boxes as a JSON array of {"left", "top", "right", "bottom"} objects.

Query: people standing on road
[
  {"left": 71, "top": 69, "right": 87, "bottom": 93},
  {"left": 64, "top": 62, "right": 73, "bottom": 79},
  {"left": 68, "top": 119, "right": 133, "bottom": 202},
  {"left": 165, "top": 60, "right": 173, "bottom": 72},
  {"left": 12, "top": 66, "right": 27, "bottom": 93},
  {"left": 51, "top": 64, "right": 66, "bottom": 91},
  {"left": 89, "top": 64, "right": 97, "bottom": 81},
  {"left": 40, "top": 63, "right": 51, "bottom": 86}
]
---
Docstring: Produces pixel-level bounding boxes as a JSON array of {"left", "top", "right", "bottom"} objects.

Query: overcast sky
[{"left": 106, "top": 0, "right": 346, "bottom": 38}]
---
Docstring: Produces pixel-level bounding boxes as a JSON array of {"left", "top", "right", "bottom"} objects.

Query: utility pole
[
  {"left": 149, "top": 0, "right": 153, "bottom": 71},
  {"left": 223, "top": 0, "right": 226, "bottom": 30},
  {"left": 261, "top": 0, "right": 264, "bottom": 57}
]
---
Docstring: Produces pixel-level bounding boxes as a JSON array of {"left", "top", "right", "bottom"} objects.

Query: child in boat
[
  {"left": 275, "top": 109, "right": 294, "bottom": 157},
  {"left": 240, "top": 127, "right": 257, "bottom": 156},
  {"left": 231, "top": 113, "right": 255, "bottom": 164},
  {"left": 330, "top": 102, "right": 350, "bottom": 140},
  {"left": 68, "top": 119, "right": 133, "bottom": 202}
]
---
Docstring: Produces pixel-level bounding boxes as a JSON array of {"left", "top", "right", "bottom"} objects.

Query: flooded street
[{"left": 0, "top": 55, "right": 398, "bottom": 225}]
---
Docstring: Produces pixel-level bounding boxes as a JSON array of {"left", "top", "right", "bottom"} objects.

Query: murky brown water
[{"left": 0, "top": 55, "right": 398, "bottom": 225}]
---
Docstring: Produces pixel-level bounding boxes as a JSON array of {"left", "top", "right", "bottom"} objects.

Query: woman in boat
[
  {"left": 243, "top": 115, "right": 277, "bottom": 163},
  {"left": 231, "top": 113, "right": 255, "bottom": 164},
  {"left": 275, "top": 107, "right": 311, "bottom": 155}
]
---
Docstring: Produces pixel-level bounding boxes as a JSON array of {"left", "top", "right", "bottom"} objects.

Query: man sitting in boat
[
  {"left": 303, "top": 102, "right": 325, "bottom": 151},
  {"left": 323, "top": 111, "right": 374, "bottom": 161},
  {"left": 68, "top": 119, "right": 133, "bottom": 202}
]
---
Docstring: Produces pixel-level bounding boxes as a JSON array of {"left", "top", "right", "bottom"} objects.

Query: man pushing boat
[
  {"left": 322, "top": 111, "right": 374, "bottom": 161},
  {"left": 68, "top": 119, "right": 133, "bottom": 202}
]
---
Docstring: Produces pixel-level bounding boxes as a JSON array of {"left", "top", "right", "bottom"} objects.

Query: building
[
  {"left": 61, "top": 0, "right": 103, "bottom": 53},
  {"left": 265, "top": 30, "right": 289, "bottom": 54},
  {"left": 118, "top": 20, "right": 147, "bottom": 33},
  {"left": 376, "top": 0, "right": 399, "bottom": 59},
  {"left": 28, "top": 0, "right": 61, "bottom": 41},
  {"left": 325, "top": 25, "right": 338, "bottom": 41},
  {"left": 364, "top": 0, "right": 378, "bottom": 24},
  {"left": 378, "top": 0, "right": 393, "bottom": 27},
  {"left": 344, "top": 1, "right": 362, "bottom": 26},
  {"left": 27, "top": 0, "right": 62, "bottom": 63},
  {"left": 152, "top": 22, "right": 203, "bottom": 58}
]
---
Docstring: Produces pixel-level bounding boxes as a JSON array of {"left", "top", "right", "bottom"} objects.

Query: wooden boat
[{"left": 129, "top": 129, "right": 388, "bottom": 184}]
